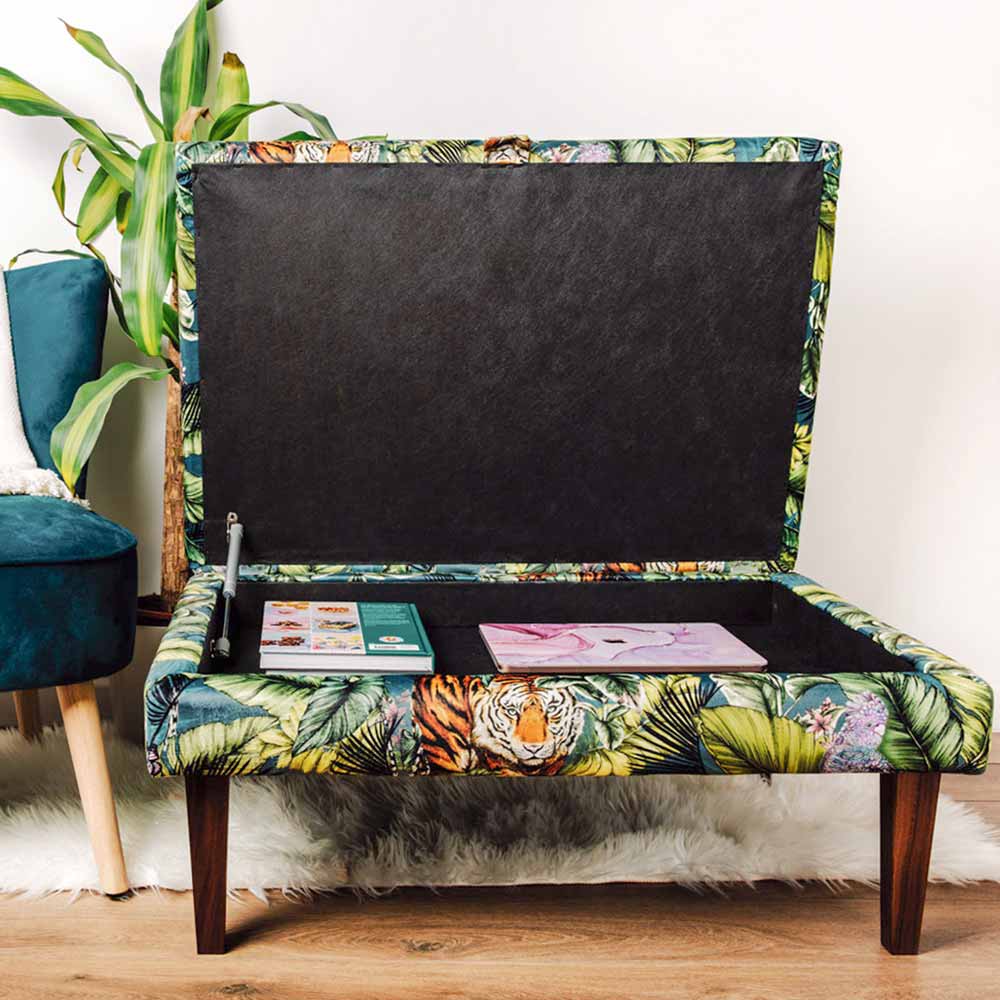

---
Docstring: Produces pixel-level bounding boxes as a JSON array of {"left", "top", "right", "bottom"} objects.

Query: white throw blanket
[{"left": 0, "top": 267, "right": 87, "bottom": 506}]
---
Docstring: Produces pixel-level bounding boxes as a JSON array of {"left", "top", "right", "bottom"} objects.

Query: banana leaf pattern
[
  {"left": 174, "top": 136, "right": 840, "bottom": 575},
  {"left": 146, "top": 570, "right": 992, "bottom": 778}
]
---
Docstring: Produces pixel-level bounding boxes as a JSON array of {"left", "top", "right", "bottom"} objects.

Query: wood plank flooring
[{"left": 0, "top": 754, "right": 996, "bottom": 1000}]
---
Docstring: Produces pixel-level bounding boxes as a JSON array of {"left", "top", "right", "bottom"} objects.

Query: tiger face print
[
  {"left": 412, "top": 676, "right": 584, "bottom": 775},
  {"left": 472, "top": 677, "right": 584, "bottom": 774}
]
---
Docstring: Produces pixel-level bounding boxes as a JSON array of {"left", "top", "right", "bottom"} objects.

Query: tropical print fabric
[
  {"left": 145, "top": 570, "right": 992, "bottom": 779},
  {"left": 230, "top": 561, "right": 768, "bottom": 584},
  {"left": 157, "top": 136, "right": 993, "bottom": 780},
  {"left": 175, "top": 135, "right": 840, "bottom": 575}
]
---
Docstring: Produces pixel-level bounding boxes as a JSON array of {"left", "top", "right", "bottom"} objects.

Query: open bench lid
[{"left": 177, "top": 136, "right": 840, "bottom": 572}]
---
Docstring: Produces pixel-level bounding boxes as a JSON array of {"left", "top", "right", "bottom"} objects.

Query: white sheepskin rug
[{"left": 0, "top": 726, "right": 997, "bottom": 896}]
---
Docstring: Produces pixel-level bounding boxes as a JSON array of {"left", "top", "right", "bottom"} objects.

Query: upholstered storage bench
[{"left": 146, "top": 136, "right": 993, "bottom": 955}]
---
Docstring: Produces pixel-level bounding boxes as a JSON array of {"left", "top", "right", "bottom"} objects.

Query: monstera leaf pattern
[{"left": 145, "top": 571, "right": 992, "bottom": 779}]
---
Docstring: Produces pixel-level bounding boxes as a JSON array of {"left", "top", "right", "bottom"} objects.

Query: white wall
[{"left": 1, "top": 1, "right": 998, "bottom": 690}]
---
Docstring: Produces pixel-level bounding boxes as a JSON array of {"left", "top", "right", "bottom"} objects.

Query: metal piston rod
[{"left": 212, "top": 512, "right": 242, "bottom": 659}]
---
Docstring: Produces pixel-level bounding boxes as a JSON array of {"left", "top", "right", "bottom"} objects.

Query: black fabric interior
[
  {"left": 205, "top": 580, "right": 906, "bottom": 677},
  {"left": 193, "top": 160, "right": 823, "bottom": 565}
]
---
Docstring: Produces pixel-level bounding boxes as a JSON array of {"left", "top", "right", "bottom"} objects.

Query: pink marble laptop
[{"left": 478, "top": 622, "right": 767, "bottom": 673}]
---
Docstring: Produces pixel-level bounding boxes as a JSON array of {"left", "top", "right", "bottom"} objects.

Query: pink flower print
[
  {"left": 798, "top": 696, "right": 838, "bottom": 742},
  {"left": 545, "top": 143, "right": 575, "bottom": 163},
  {"left": 802, "top": 709, "right": 835, "bottom": 738}
]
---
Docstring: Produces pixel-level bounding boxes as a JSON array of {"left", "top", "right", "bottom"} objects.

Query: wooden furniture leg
[
  {"left": 186, "top": 774, "right": 230, "bottom": 954},
  {"left": 12, "top": 690, "right": 42, "bottom": 741},
  {"left": 56, "top": 681, "right": 130, "bottom": 897},
  {"left": 880, "top": 771, "right": 941, "bottom": 955}
]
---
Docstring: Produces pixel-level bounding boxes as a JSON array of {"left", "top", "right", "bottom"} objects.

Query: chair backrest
[{"left": 4, "top": 258, "right": 108, "bottom": 490}]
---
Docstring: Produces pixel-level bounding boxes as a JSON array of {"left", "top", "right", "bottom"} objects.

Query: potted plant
[{"left": 0, "top": 0, "right": 337, "bottom": 607}]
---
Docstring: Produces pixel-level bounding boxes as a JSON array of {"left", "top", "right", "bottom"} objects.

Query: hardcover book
[
  {"left": 478, "top": 622, "right": 767, "bottom": 673},
  {"left": 259, "top": 601, "right": 434, "bottom": 673}
]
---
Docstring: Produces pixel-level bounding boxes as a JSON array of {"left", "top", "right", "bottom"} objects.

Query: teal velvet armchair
[{"left": 1, "top": 258, "right": 137, "bottom": 895}]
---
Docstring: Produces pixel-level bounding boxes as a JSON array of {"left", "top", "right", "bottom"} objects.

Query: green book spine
[{"left": 357, "top": 603, "right": 433, "bottom": 662}]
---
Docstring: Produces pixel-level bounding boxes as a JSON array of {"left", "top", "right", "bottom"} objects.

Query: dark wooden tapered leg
[
  {"left": 13, "top": 690, "right": 42, "bottom": 741},
  {"left": 185, "top": 774, "right": 230, "bottom": 954},
  {"left": 880, "top": 771, "right": 940, "bottom": 955}
]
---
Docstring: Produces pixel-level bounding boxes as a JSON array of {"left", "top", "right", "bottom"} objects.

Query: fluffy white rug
[{"left": 0, "top": 726, "right": 997, "bottom": 896}]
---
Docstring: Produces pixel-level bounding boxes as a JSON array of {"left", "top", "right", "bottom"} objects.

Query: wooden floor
[{"left": 1, "top": 764, "right": 997, "bottom": 1000}]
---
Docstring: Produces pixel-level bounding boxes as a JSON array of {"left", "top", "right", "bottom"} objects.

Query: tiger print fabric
[
  {"left": 412, "top": 676, "right": 583, "bottom": 775},
  {"left": 145, "top": 571, "right": 992, "bottom": 778}
]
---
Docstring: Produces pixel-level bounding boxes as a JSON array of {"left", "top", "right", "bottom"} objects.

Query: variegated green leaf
[
  {"left": 159, "top": 0, "right": 209, "bottom": 136},
  {"left": 0, "top": 67, "right": 135, "bottom": 188},
  {"left": 71, "top": 139, "right": 89, "bottom": 169},
  {"left": 76, "top": 167, "right": 121, "bottom": 243},
  {"left": 107, "top": 132, "right": 142, "bottom": 152},
  {"left": 106, "top": 270, "right": 128, "bottom": 332},
  {"left": 0, "top": 65, "right": 92, "bottom": 119},
  {"left": 209, "top": 100, "right": 336, "bottom": 141},
  {"left": 85, "top": 141, "right": 135, "bottom": 190},
  {"left": 8, "top": 247, "right": 92, "bottom": 269},
  {"left": 122, "top": 142, "right": 175, "bottom": 355},
  {"left": 51, "top": 139, "right": 87, "bottom": 222},
  {"left": 162, "top": 300, "right": 179, "bottom": 347},
  {"left": 61, "top": 19, "right": 165, "bottom": 139},
  {"left": 212, "top": 52, "right": 249, "bottom": 139},
  {"left": 51, "top": 362, "right": 170, "bottom": 491},
  {"left": 115, "top": 189, "right": 131, "bottom": 234}
]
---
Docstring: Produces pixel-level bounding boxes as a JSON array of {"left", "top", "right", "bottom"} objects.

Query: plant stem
[{"left": 160, "top": 291, "right": 188, "bottom": 609}]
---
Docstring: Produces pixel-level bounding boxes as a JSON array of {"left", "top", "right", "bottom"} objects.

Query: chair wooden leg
[
  {"left": 186, "top": 774, "right": 230, "bottom": 954},
  {"left": 880, "top": 771, "right": 940, "bottom": 955},
  {"left": 56, "top": 681, "right": 130, "bottom": 897},
  {"left": 12, "top": 690, "right": 42, "bottom": 741}
]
